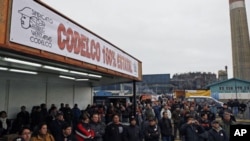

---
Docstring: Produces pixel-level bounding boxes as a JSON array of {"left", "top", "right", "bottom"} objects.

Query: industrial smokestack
[{"left": 229, "top": 0, "right": 250, "bottom": 80}]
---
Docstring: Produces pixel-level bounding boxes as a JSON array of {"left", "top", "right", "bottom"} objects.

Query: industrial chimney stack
[{"left": 229, "top": 0, "right": 250, "bottom": 80}]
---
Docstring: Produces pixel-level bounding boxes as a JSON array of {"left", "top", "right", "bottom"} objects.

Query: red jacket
[{"left": 75, "top": 122, "right": 95, "bottom": 141}]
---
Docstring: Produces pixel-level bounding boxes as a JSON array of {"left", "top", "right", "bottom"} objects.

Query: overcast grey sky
[{"left": 42, "top": 0, "right": 250, "bottom": 78}]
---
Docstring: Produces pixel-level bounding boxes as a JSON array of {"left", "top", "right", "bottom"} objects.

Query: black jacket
[
  {"left": 124, "top": 125, "right": 143, "bottom": 141},
  {"left": 57, "top": 133, "right": 77, "bottom": 141},
  {"left": 16, "top": 111, "right": 30, "bottom": 125},
  {"left": 144, "top": 124, "right": 160, "bottom": 141},
  {"left": 207, "top": 127, "right": 229, "bottom": 141},
  {"left": 104, "top": 123, "right": 125, "bottom": 141},
  {"left": 49, "top": 119, "right": 66, "bottom": 141},
  {"left": 180, "top": 123, "right": 207, "bottom": 141},
  {"left": 158, "top": 118, "right": 172, "bottom": 136},
  {"left": 0, "top": 118, "right": 11, "bottom": 136}
]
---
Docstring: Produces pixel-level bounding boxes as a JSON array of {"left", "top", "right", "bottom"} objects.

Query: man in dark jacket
[
  {"left": 0, "top": 111, "right": 11, "bottom": 137},
  {"left": 219, "top": 112, "right": 236, "bottom": 139},
  {"left": 239, "top": 101, "right": 247, "bottom": 114},
  {"left": 207, "top": 120, "right": 229, "bottom": 141},
  {"left": 105, "top": 114, "right": 125, "bottom": 141},
  {"left": 16, "top": 106, "right": 30, "bottom": 128},
  {"left": 158, "top": 111, "right": 172, "bottom": 141},
  {"left": 49, "top": 111, "right": 66, "bottom": 141},
  {"left": 172, "top": 107, "right": 181, "bottom": 139},
  {"left": 198, "top": 113, "right": 212, "bottom": 131},
  {"left": 90, "top": 113, "right": 106, "bottom": 141},
  {"left": 57, "top": 123, "right": 77, "bottom": 141},
  {"left": 72, "top": 104, "right": 81, "bottom": 130},
  {"left": 180, "top": 115, "right": 207, "bottom": 141},
  {"left": 124, "top": 116, "right": 143, "bottom": 141},
  {"left": 199, "top": 105, "right": 215, "bottom": 122},
  {"left": 218, "top": 103, "right": 234, "bottom": 121},
  {"left": 144, "top": 117, "right": 160, "bottom": 141}
]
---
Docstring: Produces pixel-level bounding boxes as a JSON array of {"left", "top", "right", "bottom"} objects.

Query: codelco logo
[{"left": 18, "top": 7, "right": 53, "bottom": 48}]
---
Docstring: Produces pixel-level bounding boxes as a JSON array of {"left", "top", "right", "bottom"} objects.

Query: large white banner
[{"left": 9, "top": 0, "right": 139, "bottom": 78}]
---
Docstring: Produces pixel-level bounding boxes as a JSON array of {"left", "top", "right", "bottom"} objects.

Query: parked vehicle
[{"left": 185, "top": 96, "right": 224, "bottom": 109}]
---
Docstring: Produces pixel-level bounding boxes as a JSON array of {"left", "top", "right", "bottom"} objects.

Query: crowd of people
[{"left": 0, "top": 98, "right": 249, "bottom": 141}]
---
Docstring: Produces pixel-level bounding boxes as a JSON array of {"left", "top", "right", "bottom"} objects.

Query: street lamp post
[{"left": 235, "top": 80, "right": 238, "bottom": 99}]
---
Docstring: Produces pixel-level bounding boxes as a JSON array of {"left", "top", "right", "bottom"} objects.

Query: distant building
[
  {"left": 218, "top": 66, "right": 228, "bottom": 81},
  {"left": 137, "top": 74, "right": 172, "bottom": 94},
  {"left": 94, "top": 72, "right": 220, "bottom": 97},
  {"left": 93, "top": 74, "right": 172, "bottom": 104},
  {"left": 171, "top": 72, "right": 217, "bottom": 90},
  {"left": 207, "top": 78, "right": 250, "bottom": 100},
  {"left": 94, "top": 74, "right": 172, "bottom": 95}
]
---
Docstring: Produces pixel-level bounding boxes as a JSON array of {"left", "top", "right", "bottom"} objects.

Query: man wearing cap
[
  {"left": 144, "top": 117, "right": 160, "bottom": 141},
  {"left": 207, "top": 120, "right": 229, "bottom": 141},
  {"left": 124, "top": 116, "right": 143, "bottom": 141}
]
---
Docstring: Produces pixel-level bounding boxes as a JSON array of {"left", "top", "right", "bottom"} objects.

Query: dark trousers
[{"left": 174, "top": 123, "right": 181, "bottom": 138}]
